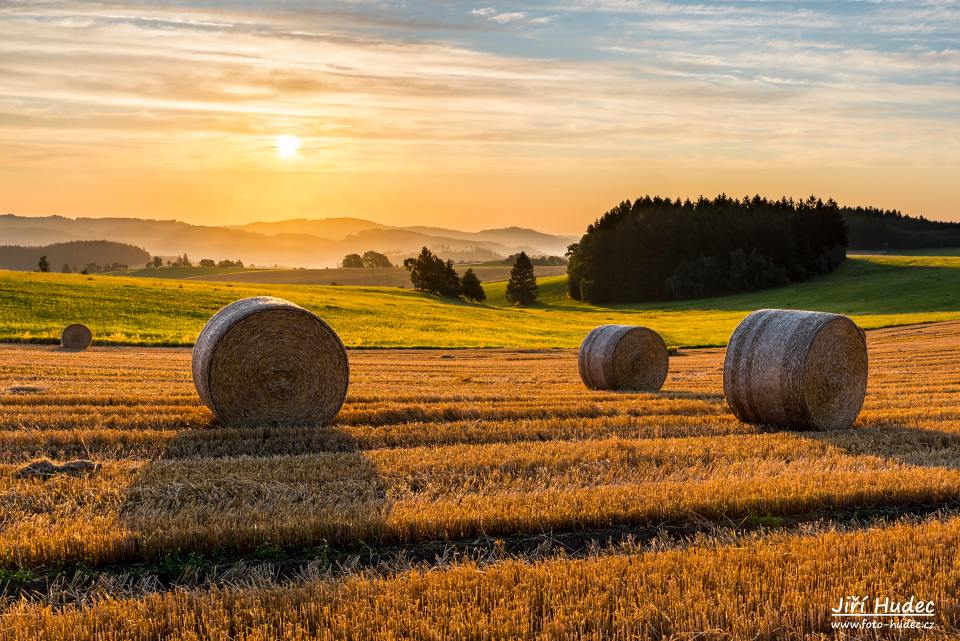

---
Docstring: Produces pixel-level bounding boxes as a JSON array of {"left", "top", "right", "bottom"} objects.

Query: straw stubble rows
[{"left": 2, "top": 322, "right": 960, "bottom": 637}]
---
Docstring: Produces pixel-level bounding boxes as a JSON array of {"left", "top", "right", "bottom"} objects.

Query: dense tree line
[
  {"left": 501, "top": 253, "right": 567, "bottom": 266},
  {"left": 0, "top": 240, "right": 148, "bottom": 273},
  {"left": 196, "top": 258, "right": 245, "bottom": 268},
  {"left": 843, "top": 207, "right": 960, "bottom": 250},
  {"left": 58, "top": 261, "right": 129, "bottom": 274},
  {"left": 566, "top": 195, "right": 848, "bottom": 303}
]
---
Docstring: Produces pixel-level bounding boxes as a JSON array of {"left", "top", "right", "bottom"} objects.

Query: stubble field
[{"left": 2, "top": 321, "right": 960, "bottom": 638}]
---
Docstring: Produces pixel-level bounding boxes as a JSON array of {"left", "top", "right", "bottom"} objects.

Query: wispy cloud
[
  {"left": 489, "top": 11, "right": 527, "bottom": 23},
  {"left": 0, "top": 0, "right": 958, "bottom": 224}
]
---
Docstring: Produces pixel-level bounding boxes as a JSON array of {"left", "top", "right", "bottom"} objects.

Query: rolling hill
[
  {"left": 0, "top": 214, "right": 573, "bottom": 269},
  {"left": 1, "top": 255, "right": 958, "bottom": 348},
  {"left": 0, "top": 240, "right": 149, "bottom": 272}
]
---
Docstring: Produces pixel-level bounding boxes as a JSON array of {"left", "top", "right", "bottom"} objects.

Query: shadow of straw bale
[
  {"left": 118, "top": 416, "right": 392, "bottom": 562},
  {"left": 804, "top": 421, "right": 960, "bottom": 471}
]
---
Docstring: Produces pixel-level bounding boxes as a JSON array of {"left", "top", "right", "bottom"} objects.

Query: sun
[{"left": 275, "top": 135, "right": 301, "bottom": 159}]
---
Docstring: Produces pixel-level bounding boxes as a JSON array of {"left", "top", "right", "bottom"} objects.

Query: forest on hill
[
  {"left": 0, "top": 240, "right": 149, "bottom": 272},
  {"left": 843, "top": 207, "right": 960, "bottom": 250},
  {"left": 566, "top": 195, "right": 848, "bottom": 303}
]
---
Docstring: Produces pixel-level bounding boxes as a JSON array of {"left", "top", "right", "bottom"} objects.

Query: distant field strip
[
  {"left": 116, "top": 264, "right": 569, "bottom": 287},
  {"left": 3, "top": 322, "right": 960, "bottom": 569},
  {"left": 3, "top": 254, "right": 960, "bottom": 347}
]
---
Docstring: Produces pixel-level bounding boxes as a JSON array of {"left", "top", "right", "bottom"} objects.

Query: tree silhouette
[
  {"left": 37, "top": 255, "right": 50, "bottom": 272},
  {"left": 402, "top": 247, "right": 461, "bottom": 297},
  {"left": 505, "top": 252, "right": 538, "bottom": 305},
  {"left": 460, "top": 268, "right": 486, "bottom": 302},
  {"left": 567, "top": 194, "right": 848, "bottom": 303},
  {"left": 342, "top": 253, "right": 364, "bottom": 268},
  {"left": 361, "top": 250, "right": 392, "bottom": 268}
]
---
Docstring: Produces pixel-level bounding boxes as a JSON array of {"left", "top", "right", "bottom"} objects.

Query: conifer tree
[
  {"left": 505, "top": 252, "right": 538, "bottom": 305},
  {"left": 460, "top": 268, "right": 486, "bottom": 302}
]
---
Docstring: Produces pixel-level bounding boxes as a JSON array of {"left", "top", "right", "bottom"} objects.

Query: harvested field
[{"left": 2, "top": 321, "right": 960, "bottom": 637}]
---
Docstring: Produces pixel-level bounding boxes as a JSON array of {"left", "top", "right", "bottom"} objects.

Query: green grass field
[
  {"left": 113, "top": 267, "right": 263, "bottom": 279},
  {"left": 114, "top": 264, "right": 567, "bottom": 287},
  {"left": 888, "top": 247, "right": 960, "bottom": 256},
  {"left": 3, "top": 255, "right": 959, "bottom": 348}
]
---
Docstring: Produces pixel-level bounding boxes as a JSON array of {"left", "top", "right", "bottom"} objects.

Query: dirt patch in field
[{"left": 15, "top": 458, "right": 101, "bottom": 479}]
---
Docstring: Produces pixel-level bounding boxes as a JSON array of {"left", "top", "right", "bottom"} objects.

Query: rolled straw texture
[
  {"left": 192, "top": 296, "right": 349, "bottom": 426},
  {"left": 723, "top": 309, "right": 868, "bottom": 430},
  {"left": 578, "top": 324, "right": 669, "bottom": 391}
]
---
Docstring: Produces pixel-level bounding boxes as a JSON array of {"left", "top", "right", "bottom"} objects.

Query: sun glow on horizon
[
  {"left": 275, "top": 135, "right": 301, "bottom": 160},
  {"left": 2, "top": 2, "right": 958, "bottom": 227}
]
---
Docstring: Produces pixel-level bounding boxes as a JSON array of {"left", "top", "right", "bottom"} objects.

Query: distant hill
[
  {"left": 0, "top": 240, "right": 150, "bottom": 271},
  {"left": 844, "top": 208, "right": 960, "bottom": 250},
  {"left": 401, "top": 225, "right": 576, "bottom": 256},
  {"left": 0, "top": 214, "right": 573, "bottom": 269},
  {"left": 230, "top": 217, "right": 385, "bottom": 240}
]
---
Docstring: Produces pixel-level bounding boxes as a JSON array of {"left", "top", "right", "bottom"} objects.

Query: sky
[{"left": 1, "top": 0, "right": 958, "bottom": 234}]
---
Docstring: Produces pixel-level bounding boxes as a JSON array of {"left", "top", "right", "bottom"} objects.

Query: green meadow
[{"left": 1, "top": 255, "right": 959, "bottom": 348}]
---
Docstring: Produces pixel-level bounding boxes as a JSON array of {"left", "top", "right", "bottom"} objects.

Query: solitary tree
[
  {"left": 199, "top": 259, "right": 216, "bottom": 268},
  {"left": 342, "top": 253, "right": 364, "bottom": 268},
  {"left": 460, "top": 268, "right": 486, "bottom": 302},
  {"left": 505, "top": 251, "right": 538, "bottom": 305},
  {"left": 37, "top": 255, "right": 50, "bottom": 272},
  {"left": 61, "top": 263, "right": 72, "bottom": 273},
  {"left": 361, "top": 250, "right": 392, "bottom": 268}
]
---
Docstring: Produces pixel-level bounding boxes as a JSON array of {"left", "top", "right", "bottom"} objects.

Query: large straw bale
[
  {"left": 192, "top": 296, "right": 349, "bottom": 426},
  {"left": 723, "top": 309, "right": 867, "bottom": 430}
]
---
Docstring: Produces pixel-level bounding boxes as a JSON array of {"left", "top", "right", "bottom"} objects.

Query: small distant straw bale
[
  {"left": 61, "top": 323, "right": 93, "bottom": 349},
  {"left": 578, "top": 325, "right": 669, "bottom": 391}
]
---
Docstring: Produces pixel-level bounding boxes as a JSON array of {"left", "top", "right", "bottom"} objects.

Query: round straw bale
[
  {"left": 723, "top": 309, "right": 867, "bottom": 430},
  {"left": 578, "top": 324, "right": 669, "bottom": 391},
  {"left": 60, "top": 323, "right": 92, "bottom": 349},
  {"left": 192, "top": 296, "right": 349, "bottom": 426}
]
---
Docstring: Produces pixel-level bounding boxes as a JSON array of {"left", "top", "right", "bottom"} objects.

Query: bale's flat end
[
  {"left": 579, "top": 324, "right": 669, "bottom": 391},
  {"left": 723, "top": 309, "right": 867, "bottom": 430},
  {"left": 192, "top": 297, "right": 349, "bottom": 427}
]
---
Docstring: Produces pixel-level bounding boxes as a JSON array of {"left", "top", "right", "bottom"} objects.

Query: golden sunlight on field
[{"left": 1, "top": 321, "right": 960, "bottom": 637}]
